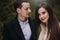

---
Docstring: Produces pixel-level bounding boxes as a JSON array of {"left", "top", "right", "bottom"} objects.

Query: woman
[{"left": 35, "top": 2, "right": 60, "bottom": 40}]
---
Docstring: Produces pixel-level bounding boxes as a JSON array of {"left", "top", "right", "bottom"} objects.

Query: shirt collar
[{"left": 18, "top": 19, "right": 29, "bottom": 25}]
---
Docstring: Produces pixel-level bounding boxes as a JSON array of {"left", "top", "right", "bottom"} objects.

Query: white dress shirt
[{"left": 18, "top": 19, "right": 31, "bottom": 40}]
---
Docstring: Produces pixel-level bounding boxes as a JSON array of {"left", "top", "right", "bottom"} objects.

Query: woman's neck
[
  {"left": 41, "top": 22, "right": 48, "bottom": 30},
  {"left": 42, "top": 22, "right": 48, "bottom": 27}
]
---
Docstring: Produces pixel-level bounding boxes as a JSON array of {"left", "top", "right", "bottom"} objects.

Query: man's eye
[{"left": 25, "top": 8, "right": 28, "bottom": 10}]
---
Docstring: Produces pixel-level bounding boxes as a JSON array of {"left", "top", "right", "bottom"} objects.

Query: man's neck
[{"left": 18, "top": 16, "right": 27, "bottom": 22}]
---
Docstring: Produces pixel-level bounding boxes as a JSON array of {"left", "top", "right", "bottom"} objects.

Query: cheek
[
  {"left": 45, "top": 13, "right": 49, "bottom": 18},
  {"left": 21, "top": 11, "right": 26, "bottom": 15},
  {"left": 45, "top": 13, "right": 49, "bottom": 21},
  {"left": 21, "top": 9, "right": 26, "bottom": 13}
]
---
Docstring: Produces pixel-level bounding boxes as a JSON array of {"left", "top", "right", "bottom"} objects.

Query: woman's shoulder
[
  {"left": 58, "top": 22, "right": 60, "bottom": 39},
  {"left": 57, "top": 22, "right": 60, "bottom": 36},
  {"left": 58, "top": 22, "right": 60, "bottom": 31}
]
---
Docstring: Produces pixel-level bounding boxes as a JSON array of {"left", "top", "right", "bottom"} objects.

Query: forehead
[
  {"left": 38, "top": 7, "right": 46, "bottom": 12},
  {"left": 21, "top": 2, "right": 30, "bottom": 8}
]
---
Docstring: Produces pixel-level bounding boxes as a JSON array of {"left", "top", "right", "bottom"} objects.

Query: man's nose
[{"left": 28, "top": 9, "right": 31, "bottom": 13}]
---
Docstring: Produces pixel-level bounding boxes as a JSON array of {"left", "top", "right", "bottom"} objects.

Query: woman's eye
[{"left": 42, "top": 12, "right": 45, "bottom": 14}]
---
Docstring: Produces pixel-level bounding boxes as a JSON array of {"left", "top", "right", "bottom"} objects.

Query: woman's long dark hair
[{"left": 35, "top": 2, "right": 60, "bottom": 40}]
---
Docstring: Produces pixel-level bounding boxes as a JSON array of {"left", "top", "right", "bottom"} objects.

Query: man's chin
[
  {"left": 25, "top": 16, "right": 30, "bottom": 18},
  {"left": 26, "top": 16, "right": 30, "bottom": 18}
]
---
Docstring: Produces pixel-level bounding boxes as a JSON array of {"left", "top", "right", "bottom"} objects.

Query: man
[{"left": 3, "top": 0, "right": 36, "bottom": 40}]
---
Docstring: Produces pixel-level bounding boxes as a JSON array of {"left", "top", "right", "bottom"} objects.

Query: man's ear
[{"left": 16, "top": 8, "right": 21, "bottom": 14}]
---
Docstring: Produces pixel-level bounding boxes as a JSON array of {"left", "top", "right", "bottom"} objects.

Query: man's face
[{"left": 17, "top": 2, "right": 31, "bottom": 19}]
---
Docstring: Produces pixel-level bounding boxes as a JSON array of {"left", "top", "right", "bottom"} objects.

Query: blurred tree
[
  {"left": 0, "top": 0, "right": 16, "bottom": 40},
  {"left": 0, "top": 0, "right": 16, "bottom": 22},
  {"left": 48, "top": 0, "right": 60, "bottom": 21}
]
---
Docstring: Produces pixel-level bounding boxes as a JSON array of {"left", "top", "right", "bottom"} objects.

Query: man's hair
[{"left": 14, "top": 0, "right": 29, "bottom": 11}]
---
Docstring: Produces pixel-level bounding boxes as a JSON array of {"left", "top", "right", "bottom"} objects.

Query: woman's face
[{"left": 38, "top": 7, "right": 49, "bottom": 23}]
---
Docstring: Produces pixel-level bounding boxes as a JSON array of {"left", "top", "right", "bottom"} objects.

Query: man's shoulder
[
  {"left": 4, "top": 17, "right": 17, "bottom": 26},
  {"left": 28, "top": 17, "right": 35, "bottom": 23}
]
